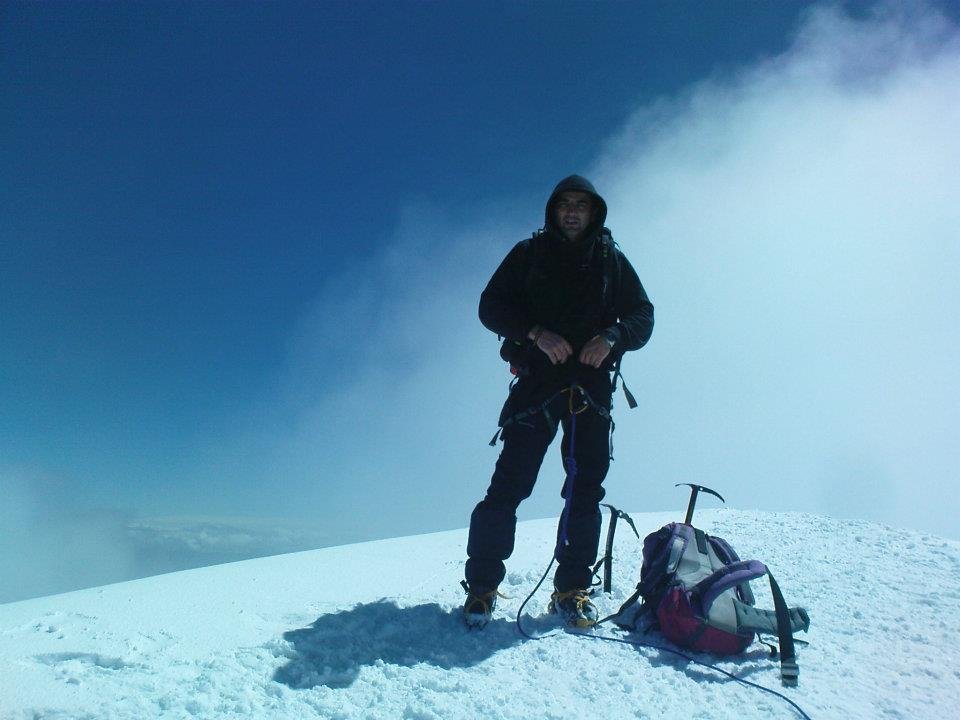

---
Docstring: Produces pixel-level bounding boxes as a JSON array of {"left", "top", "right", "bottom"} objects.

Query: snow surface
[{"left": 1, "top": 509, "right": 958, "bottom": 719}]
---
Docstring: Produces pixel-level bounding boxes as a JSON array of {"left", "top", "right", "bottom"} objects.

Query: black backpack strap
[
  {"left": 599, "top": 229, "right": 615, "bottom": 308},
  {"left": 733, "top": 571, "right": 809, "bottom": 687},
  {"left": 597, "top": 581, "right": 648, "bottom": 628},
  {"left": 768, "top": 572, "right": 801, "bottom": 687},
  {"left": 612, "top": 359, "right": 638, "bottom": 409},
  {"left": 599, "top": 233, "right": 638, "bottom": 411}
]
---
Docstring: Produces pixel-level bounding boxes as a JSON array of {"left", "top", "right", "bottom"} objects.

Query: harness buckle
[{"left": 567, "top": 384, "right": 589, "bottom": 415}]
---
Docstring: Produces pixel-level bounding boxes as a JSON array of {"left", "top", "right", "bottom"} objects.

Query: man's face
[{"left": 554, "top": 191, "right": 594, "bottom": 241}]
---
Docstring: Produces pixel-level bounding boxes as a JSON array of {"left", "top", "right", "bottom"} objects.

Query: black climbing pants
[{"left": 466, "top": 383, "right": 612, "bottom": 593}]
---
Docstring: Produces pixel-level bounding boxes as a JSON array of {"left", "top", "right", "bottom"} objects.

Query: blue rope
[
  {"left": 557, "top": 409, "right": 578, "bottom": 553},
  {"left": 584, "top": 633, "right": 813, "bottom": 720}
]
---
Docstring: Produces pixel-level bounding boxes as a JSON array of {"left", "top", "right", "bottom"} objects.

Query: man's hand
[
  {"left": 529, "top": 326, "right": 573, "bottom": 365},
  {"left": 579, "top": 334, "right": 612, "bottom": 368}
]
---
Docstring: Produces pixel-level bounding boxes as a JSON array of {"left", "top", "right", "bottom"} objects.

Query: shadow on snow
[
  {"left": 272, "top": 597, "right": 779, "bottom": 691},
  {"left": 273, "top": 599, "right": 522, "bottom": 689},
  {"left": 617, "top": 635, "right": 781, "bottom": 684}
]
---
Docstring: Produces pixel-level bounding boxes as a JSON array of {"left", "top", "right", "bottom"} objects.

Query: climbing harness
[{"left": 488, "top": 382, "right": 612, "bottom": 452}]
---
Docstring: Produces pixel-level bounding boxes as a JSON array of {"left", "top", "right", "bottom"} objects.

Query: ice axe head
[{"left": 675, "top": 483, "right": 726, "bottom": 525}]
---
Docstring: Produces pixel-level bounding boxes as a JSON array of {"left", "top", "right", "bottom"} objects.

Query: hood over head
[{"left": 544, "top": 175, "right": 608, "bottom": 239}]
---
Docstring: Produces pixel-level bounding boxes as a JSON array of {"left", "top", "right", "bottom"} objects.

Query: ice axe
[
  {"left": 593, "top": 503, "right": 640, "bottom": 593},
  {"left": 675, "top": 483, "right": 725, "bottom": 525}
]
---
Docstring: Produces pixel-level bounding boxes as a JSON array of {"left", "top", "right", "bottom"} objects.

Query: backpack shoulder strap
[
  {"left": 599, "top": 229, "right": 638, "bottom": 409},
  {"left": 517, "top": 228, "right": 550, "bottom": 293},
  {"left": 708, "top": 535, "right": 755, "bottom": 604},
  {"left": 598, "top": 228, "right": 621, "bottom": 312}
]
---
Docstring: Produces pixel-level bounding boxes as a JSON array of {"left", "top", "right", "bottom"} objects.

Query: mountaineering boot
[
  {"left": 461, "top": 581, "right": 500, "bottom": 629},
  {"left": 549, "top": 589, "right": 599, "bottom": 628}
]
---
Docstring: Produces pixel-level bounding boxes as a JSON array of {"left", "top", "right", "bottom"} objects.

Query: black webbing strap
[
  {"left": 597, "top": 583, "right": 643, "bottom": 627},
  {"left": 767, "top": 572, "right": 800, "bottom": 686},
  {"left": 611, "top": 360, "right": 638, "bottom": 409}
]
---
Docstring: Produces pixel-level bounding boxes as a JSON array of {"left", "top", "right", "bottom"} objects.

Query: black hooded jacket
[{"left": 479, "top": 175, "right": 654, "bottom": 388}]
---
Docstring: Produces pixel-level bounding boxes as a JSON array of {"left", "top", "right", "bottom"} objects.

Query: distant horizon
[{"left": 2, "top": 502, "right": 949, "bottom": 605}]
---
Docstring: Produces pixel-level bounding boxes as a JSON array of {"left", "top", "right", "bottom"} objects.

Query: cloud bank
[
  {"left": 0, "top": 466, "right": 341, "bottom": 603},
  {"left": 594, "top": 2, "right": 960, "bottom": 535}
]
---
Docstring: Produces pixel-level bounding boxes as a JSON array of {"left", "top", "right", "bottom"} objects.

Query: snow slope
[{"left": 1, "top": 509, "right": 958, "bottom": 719}]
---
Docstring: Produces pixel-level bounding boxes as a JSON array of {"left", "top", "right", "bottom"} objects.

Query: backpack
[
  {"left": 609, "top": 513, "right": 810, "bottom": 686},
  {"left": 515, "top": 494, "right": 813, "bottom": 716}
]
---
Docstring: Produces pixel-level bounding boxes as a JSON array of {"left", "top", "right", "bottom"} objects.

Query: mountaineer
[{"left": 463, "top": 175, "right": 654, "bottom": 628}]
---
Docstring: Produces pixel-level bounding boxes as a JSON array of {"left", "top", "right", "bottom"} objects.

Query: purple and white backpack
[{"left": 612, "top": 520, "right": 810, "bottom": 686}]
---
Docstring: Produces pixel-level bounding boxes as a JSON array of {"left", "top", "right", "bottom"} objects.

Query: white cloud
[
  {"left": 593, "top": 2, "right": 960, "bottom": 537},
  {"left": 0, "top": 466, "right": 138, "bottom": 603}
]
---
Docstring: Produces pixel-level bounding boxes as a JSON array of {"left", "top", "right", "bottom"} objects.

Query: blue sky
[
  {"left": 3, "top": 1, "right": 960, "bottom": 600},
  {"left": 4, "top": 2, "right": 808, "bottom": 483},
  {"left": 2, "top": 1, "right": 826, "bottom": 505}
]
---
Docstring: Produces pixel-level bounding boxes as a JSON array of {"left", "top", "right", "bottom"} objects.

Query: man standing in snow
[{"left": 463, "top": 175, "right": 654, "bottom": 628}]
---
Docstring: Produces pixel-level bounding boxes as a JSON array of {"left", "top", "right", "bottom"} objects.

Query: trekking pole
[{"left": 675, "top": 483, "right": 725, "bottom": 525}]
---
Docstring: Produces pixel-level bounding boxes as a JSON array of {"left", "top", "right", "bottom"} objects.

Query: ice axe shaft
[
  {"left": 596, "top": 504, "right": 639, "bottom": 593},
  {"left": 675, "top": 483, "right": 725, "bottom": 524}
]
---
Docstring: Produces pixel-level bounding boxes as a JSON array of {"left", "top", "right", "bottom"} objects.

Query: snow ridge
[{"left": 1, "top": 509, "right": 958, "bottom": 719}]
